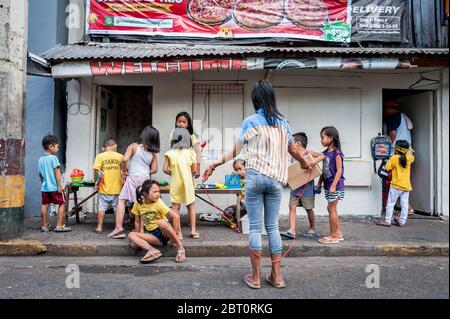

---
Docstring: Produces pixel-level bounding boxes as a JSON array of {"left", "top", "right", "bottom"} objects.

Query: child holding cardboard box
[{"left": 281, "top": 133, "right": 325, "bottom": 240}]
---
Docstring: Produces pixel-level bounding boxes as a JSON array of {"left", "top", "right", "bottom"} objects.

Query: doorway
[
  {"left": 382, "top": 89, "right": 436, "bottom": 216},
  {"left": 96, "top": 86, "right": 153, "bottom": 154}
]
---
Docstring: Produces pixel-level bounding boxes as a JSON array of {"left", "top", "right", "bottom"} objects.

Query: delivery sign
[{"left": 86, "top": 0, "right": 352, "bottom": 42}]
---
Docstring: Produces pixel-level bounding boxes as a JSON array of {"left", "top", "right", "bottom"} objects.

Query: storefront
[{"left": 40, "top": 43, "right": 449, "bottom": 218}]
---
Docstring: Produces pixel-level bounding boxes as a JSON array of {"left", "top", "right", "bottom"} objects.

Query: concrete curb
[
  {"left": 1, "top": 239, "right": 447, "bottom": 257},
  {"left": 37, "top": 241, "right": 449, "bottom": 258},
  {"left": 0, "top": 240, "right": 47, "bottom": 256}
]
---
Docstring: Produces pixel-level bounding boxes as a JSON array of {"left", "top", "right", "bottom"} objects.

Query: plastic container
[{"left": 225, "top": 174, "right": 242, "bottom": 189}]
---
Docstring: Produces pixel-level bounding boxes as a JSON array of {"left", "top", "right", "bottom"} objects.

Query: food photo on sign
[{"left": 86, "top": 0, "right": 352, "bottom": 42}]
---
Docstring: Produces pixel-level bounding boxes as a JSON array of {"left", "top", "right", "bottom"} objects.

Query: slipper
[
  {"left": 318, "top": 236, "right": 340, "bottom": 244},
  {"left": 190, "top": 232, "right": 200, "bottom": 239},
  {"left": 280, "top": 230, "right": 297, "bottom": 239},
  {"left": 300, "top": 231, "right": 320, "bottom": 239},
  {"left": 93, "top": 229, "right": 103, "bottom": 234},
  {"left": 107, "top": 230, "right": 126, "bottom": 239},
  {"left": 140, "top": 251, "right": 162, "bottom": 264},
  {"left": 338, "top": 236, "right": 345, "bottom": 242},
  {"left": 393, "top": 217, "right": 406, "bottom": 227},
  {"left": 265, "top": 274, "right": 286, "bottom": 289},
  {"left": 243, "top": 274, "right": 261, "bottom": 289},
  {"left": 376, "top": 221, "right": 392, "bottom": 227},
  {"left": 40, "top": 224, "right": 53, "bottom": 232}
]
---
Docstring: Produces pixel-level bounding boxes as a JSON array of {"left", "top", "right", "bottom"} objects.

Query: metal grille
[{"left": 193, "top": 83, "right": 244, "bottom": 95}]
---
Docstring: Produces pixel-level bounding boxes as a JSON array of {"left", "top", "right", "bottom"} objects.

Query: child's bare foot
[
  {"left": 175, "top": 248, "right": 186, "bottom": 263},
  {"left": 376, "top": 220, "right": 392, "bottom": 227}
]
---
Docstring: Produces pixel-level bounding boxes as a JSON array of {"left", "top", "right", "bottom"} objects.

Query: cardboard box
[{"left": 287, "top": 154, "right": 322, "bottom": 190}]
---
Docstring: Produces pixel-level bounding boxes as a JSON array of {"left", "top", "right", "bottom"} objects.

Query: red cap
[{"left": 384, "top": 100, "right": 400, "bottom": 108}]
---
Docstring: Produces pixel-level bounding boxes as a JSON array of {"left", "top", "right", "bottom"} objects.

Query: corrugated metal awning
[{"left": 41, "top": 42, "right": 449, "bottom": 64}]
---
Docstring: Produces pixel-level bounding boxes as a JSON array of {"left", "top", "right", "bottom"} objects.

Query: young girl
[
  {"left": 377, "top": 140, "right": 415, "bottom": 227},
  {"left": 171, "top": 112, "right": 202, "bottom": 178},
  {"left": 108, "top": 126, "right": 160, "bottom": 239},
  {"left": 128, "top": 180, "right": 186, "bottom": 264},
  {"left": 316, "top": 126, "right": 345, "bottom": 244},
  {"left": 164, "top": 128, "right": 199, "bottom": 239}
]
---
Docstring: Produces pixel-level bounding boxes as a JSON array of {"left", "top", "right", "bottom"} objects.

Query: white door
[
  {"left": 398, "top": 91, "right": 434, "bottom": 214},
  {"left": 96, "top": 87, "right": 118, "bottom": 153}
]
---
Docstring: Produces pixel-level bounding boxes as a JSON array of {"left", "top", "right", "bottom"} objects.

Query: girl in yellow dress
[{"left": 164, "top": 128, "right": 199, "bottom": 239}]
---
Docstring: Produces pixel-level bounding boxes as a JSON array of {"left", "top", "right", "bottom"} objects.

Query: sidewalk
[{"left": 1, "top": 214, "right": 448, "bottom": 257}]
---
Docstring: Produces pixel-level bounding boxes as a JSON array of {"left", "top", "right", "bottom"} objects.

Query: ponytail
[
  {"left": 135, "top": 186, "right": 144, "bottom": 204},
  {"left": 395, "top": 140, "right": 410, "bottom": 169},
  {"left": 399, "top": 154, "right": 407, "bottom": 169}
]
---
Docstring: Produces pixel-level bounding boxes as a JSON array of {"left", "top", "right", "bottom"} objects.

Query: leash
[{"left": 200, "top": 170, "right": 313, "bottom": 264}]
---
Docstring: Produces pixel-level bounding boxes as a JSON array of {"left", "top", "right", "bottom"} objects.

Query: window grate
[{"left": 193, "top": 83, "right": 244, "bottom": 95}]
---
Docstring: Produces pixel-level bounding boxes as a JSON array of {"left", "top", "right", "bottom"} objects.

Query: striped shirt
[{"left": 239, "top": 108, "right": 294, "bottom": 185}]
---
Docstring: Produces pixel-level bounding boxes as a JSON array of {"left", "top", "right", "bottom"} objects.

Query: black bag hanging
[{"left": 377, "top": 159, "right": 390, "bottom": 180}]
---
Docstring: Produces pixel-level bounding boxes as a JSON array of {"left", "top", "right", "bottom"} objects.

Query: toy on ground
[{"left": 199, "top": 213, "right": 222, "bottom": 223}]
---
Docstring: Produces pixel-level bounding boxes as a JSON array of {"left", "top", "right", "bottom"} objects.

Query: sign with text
[
  {"left": 351, "top": 0, "right": 406, "bottom": 42},
  {"left": 86, "top": 0, "right": 352, "bottom": 42}
]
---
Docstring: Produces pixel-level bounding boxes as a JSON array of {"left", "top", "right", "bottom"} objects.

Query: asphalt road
[{"left": 0, "top": 256, "right": 447, "bottom": 299}]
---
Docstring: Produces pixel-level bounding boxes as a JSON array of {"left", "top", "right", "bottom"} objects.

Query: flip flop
[
  {"left": 107, "top": 230, "right": 126, "bottom": 239},
  {"left": 140, "top": 251, "right": 162, "bottom": 264},
  {"left": 190, "top": 232, "right": 200, "bottom": 239},
  {"left": 265, "top": 274, "right": 286, "bottom": 289},
  {"left": 243, "top": 274, "right": 261, "bottom": 289},
  {"left": 300, "top": 231, "right": 320, "bottom": 239},
  {"left": 393, "top": 218, "right": 406, "bottom": 227},
  {"left": 376, "top": 221, "right": 392, "bottom": 227},
  {"left": 318, "top": 236, "right": 340, "bottom": 244},
  {"left": 280, "top": 230, "right": 297, "bottom": 239}
]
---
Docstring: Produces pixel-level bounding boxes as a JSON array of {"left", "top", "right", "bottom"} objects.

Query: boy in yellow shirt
[
  {"left": 93, "top": 138, "right": 123, "bottom": 234},
  {"left": 377, "top": 140, "right": 415, "bottom": 227}
]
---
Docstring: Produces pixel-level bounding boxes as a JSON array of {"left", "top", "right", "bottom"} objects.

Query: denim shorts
[
  {"left": 98, "top": 194, "right": 118, "bottom": 212},
  {"left": 146, "top": 227, "right": 169, "bottom": 246}
]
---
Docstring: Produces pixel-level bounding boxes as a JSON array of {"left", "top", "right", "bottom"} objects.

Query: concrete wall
[
  {"left": 440, "top": 68, "right": 449, "bottom": 217},
  {"left": 25, "top": 0, "right": 69, "bottom": 217},
  {"left": 63, "top": 68, "right": 448, "bottom": 217},
  {"left": 0, "top": 0, "right": 28, "bottom": 239}
]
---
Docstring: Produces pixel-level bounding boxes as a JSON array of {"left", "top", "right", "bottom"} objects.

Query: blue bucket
[{"left": 225, "top": 174, "right": 242, "bottom": 189}]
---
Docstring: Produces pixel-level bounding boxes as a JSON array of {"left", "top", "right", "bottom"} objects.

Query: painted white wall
[
  {"left": 440, "top": 68, "right": 449, "bottom": 217},
  {"left": 66, "top": 68, "right": 447, "bottom": 217}
]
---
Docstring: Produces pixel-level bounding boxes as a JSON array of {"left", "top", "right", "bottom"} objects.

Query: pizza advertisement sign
[{"left": 86, "top": 0, "right": 352, "bottom": 42}]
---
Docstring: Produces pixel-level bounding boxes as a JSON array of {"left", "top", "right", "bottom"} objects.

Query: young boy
[
  {"left": 39, "top": 135, "right": 71, "bottom": 233},
  {"left": 93, "top": 138, "right": 123, "bottom": 234},
  {"left": 281, "top": 132, "right": 325, "bottom": 240}
]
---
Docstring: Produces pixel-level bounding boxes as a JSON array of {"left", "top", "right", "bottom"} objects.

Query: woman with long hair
[{"left": 203, "top": 80, "right": 311, "bottom": 289}]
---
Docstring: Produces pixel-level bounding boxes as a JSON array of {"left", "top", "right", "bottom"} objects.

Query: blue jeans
[{"left": 245, "top": 169, "right": 283, "bottom": 254}]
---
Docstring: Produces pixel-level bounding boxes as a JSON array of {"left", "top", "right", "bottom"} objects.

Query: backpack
[{"left": 371, "top": 134, "right": 392, "bottom": 174}]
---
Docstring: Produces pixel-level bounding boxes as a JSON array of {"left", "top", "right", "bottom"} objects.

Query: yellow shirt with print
[
  {"left": 131, "top": 198, "right": 170, "bottom": 232},
  {"left": 93, "top": 151, "right": 123, "bottom": 195},
  {"left": 386, "top": 153, "right": 415, "bottom": 191}
]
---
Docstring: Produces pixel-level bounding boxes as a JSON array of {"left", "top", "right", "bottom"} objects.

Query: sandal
[
  {"left": 265, "top": 274, "right": 286, "bottom": 289},
  {"left": 318, "top": 236, "right": 340, "bottom": 244},
  {"left": 93, "top": 229, "right": 103, "bottom": 234},
  {"left": 54, "top": 225, "right": 72, "bottom": 233},
  {"left": 280, "top": 230, "right": 297, "bottom": 240},
  {"left": 190, "top": 232, "right": 200, "bottom": 239},
  {"left": 243, "top": 274, "right": 261, "bottom": 289},
  {"left": 107, "top": 229, "right": 126, "bottom": 239},
  {"left": 393, "top": 217, "right": 406, "bottom": 227},
  {"left": 140, "top": 251, "right": 162, "bottom": 264},
  {"left": 376, "top": 220, "right": 392, "bottom": 227},
  {"left": 300, "top": 231, "right": 320, "bottom": 239},
  {"left": 175, "top": 249, "right": 186, "bottom": 263},
  {"left": 40, "top": 224, "right": 53, "bottom": 232}
]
